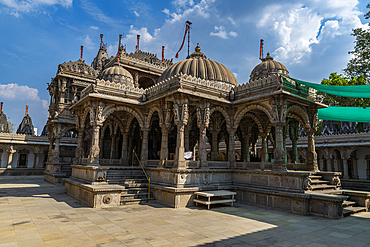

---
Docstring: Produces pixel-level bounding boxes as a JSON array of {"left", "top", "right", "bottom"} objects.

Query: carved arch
[
  {"left": 147, "top": 106, "right": 164, "bottom": 127},
  {"left": 287, "top": 105, "right": 310, "bottom": 130},
  {"left": 60, "top": 125, "right": 78, "bottom": 138},
  {"left": 209, "top": 106, "right": 232, "bottom": 131},
  {"left": 234, "top": 104, "right": 275, "bottom": 130},
  {"left": 102, "top": 105, "right": 144, "bottom": 128},
  {"left": 240, "top": 113, "right": 264, "bottom": 133},
  {"left": 80, "top": 107, "right": 91, "bottom": 129},
  {"left": 348, "top": 146, "right": 370, "bottom": 157}
]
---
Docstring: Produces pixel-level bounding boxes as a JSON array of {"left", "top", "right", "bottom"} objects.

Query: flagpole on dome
[
  {"left": 175, "top": 21, "right": 192, "bottom": 59},
  {"left": 186, "top": 20, "right": 192, "bottom": 58}
]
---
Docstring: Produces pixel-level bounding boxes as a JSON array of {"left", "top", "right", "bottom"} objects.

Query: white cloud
[
  {"left": 210, "top": 26, "right": 228, "bottom": 39},
  {"left": 163, "top": 0, "right": 215, "bottom": 24},
  {"left": 210, "top": 26, "right": 238, "bottom": 39},
  {"left": 80, "top": 0, "right": 117, "bottom": 26},
  {"left": 133, "top": 10, "right": 139, "bottom": 17},
  {"left": 80, "top": 35, "right": 94, "bottom": 50},
  {"left": 41, "top": 100, "right": 48, "bottom": 110},
  {"left": 229, "top": 31, "right": 238, "bottom": 37},
  {"left": 0, "top": 0, "right": 72, "bottom": 16},
  {"left": 0, "top": 83, "right": 42, "bottom": 101},
  {"left": 90, "top": 25, "right": 99, "bottom": 30},
  {"left": 255, "top": 1, "right": 364, "bottom": 64},
  {"left": 228, "top": 17, "right": 236, "bottom": 26}
]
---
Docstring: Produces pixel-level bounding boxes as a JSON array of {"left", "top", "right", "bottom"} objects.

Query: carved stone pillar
[
  {"left": 306, "top": 131, "right": 319, "bottom": 172},
  {"left": 228, "top": 130, "right": 236, "bottom": 168},
  {"left": 318, "top": 158, "right": 324, "bottom": 171},
  {"left": 110, "top": 134, "right": 116, "bottom": 160},
  {"left": 273, "top": 125, "right": 287, "bottom": 171},
  {"left": 140, "top": 128, "right": 149, "bottom": 167},
  {"left": 289, "top": 120, "right": 299, "bottom": 163},
  {"left": 75, "top": 128, "right": 84, "bottom": 164},
  {"left": 173, "top": 101, "right": 188, "bottom": 169},
  {"left": 88, "top": 101, "right": 106, "bottom": 166},
  {"left": 159, "top": 127, "right": 169, "bottom": 167},
  {"left": 353, "top": 158, "right": 359, "bottom": 179},
  {"left": 184, "top": 126, "right": 190, "bottom": 152},
  {"left": 121, "top": 132, "right": 129, "bottom": 165},
  {"left": 53, "top": 137, "right": 60, "bottom": 163},
  {"left": 210, "top": 131, "right": 218, "bottom": 161},
  {"left": 89, "top": 125, "right": 101, "bottom": 165},
  {"left": 261, "top": 134, "right": 269, "bottom": 163},
  {"left": 241, "top": 133, "right": 251, "bottom": 162},
  {"left": 196, "top": 104, "right": 210, "bottom": 167},
  {"left": 342, "top": 158, "right": 349, "bottom": 179},
  {"left": 6, "top": 145, "right": 15, "bottom": 168},
  {"left": 198, "top": 126, "right": 208, "bottom": 167},
  {"left": 283, "top": 124, "right": 289, "bottom": 163},
  {"left": 352, "top": 150, "right": 359, "bottom": 179},
  {"left": 128, "top": 134, "right": 134, "bottom": 165},
  {"left": 174, "top": 124, "right": 186, "bottom": 168}
]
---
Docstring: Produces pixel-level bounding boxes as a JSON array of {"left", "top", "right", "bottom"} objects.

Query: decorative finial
[{"left": 195, "top": 43, "right": 200, "bottom": 52}]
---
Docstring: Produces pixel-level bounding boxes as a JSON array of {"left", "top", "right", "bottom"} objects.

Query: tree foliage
[
  {"left": 319, "top": 72, "right": 370, "bottom": 107},
  {"left": 344, "top": 4, "right": 370, "bottom": 79},
  {"left": 7, "top": 117, "right": 16, "bottom": 133}
]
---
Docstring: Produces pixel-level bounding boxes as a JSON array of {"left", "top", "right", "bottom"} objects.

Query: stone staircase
[
  {"left": 309, "top": 175, "right": 337, "bottom": 191},
  {"left": 106, "top": 167, "right": 155, "bottom": 205},
  {"left": 61, "top": 164, "right": 72, "bottom": 177},
  {"left": 342, "top": 200, "right": 367, "bottom": 217},
  {"left": 308, "top": 174, "right": 367, "bottom": 217}
]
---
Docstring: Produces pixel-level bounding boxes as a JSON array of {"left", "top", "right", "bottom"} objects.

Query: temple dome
[
  {"left": 158, "top": 44, "right": 238, "bottom": 86},
  {"left": 250, "top": 53, "right": 289, "bottom": 81},
  {"left": 100, "top": 62, "right": 133, "bottom": 84}
]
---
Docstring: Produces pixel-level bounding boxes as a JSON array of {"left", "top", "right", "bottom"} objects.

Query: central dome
[{"left": 158, "top": 44, "right": 238, "bottom": 86}]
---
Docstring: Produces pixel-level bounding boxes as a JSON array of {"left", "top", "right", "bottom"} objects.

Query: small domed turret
[
  {"left": 250, "top": 53, "right": 289, "bottom": 81},
  {"left": 100, "top": 62, "right": 133, "bottom": 85}
]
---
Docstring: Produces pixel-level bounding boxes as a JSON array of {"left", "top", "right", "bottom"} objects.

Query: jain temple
[{"left": 1, "top": 34, "right": 370, "bottom": 219}]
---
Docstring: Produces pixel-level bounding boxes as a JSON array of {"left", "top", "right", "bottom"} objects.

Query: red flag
[
  {"left": 100, "top": 34, "right": 106, "bottom": 49},
  {"left": 175, "top": 24, "right": 189, "bottom": 59},
  {"left": 80, "top": 46, "right": 84, "bottom": 60}
]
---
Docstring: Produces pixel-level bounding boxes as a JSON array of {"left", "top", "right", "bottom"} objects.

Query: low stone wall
[
  {"left": 341, "top": 179, "right": 370, "bottom": 192},
  {"left": 147, "top": 168, "right": 233, "bottom": 188},
  {"left": 232, "top": 170, "right": 311, "bottom": 193},
  {"left": 64, "top": 178, "right": 125, "bottom": 208},
  {"left": 44, "top": 163, "right": 66, "bottom": 184},
  {"left": 0, "top": 168, "right": 45, "bottom": 176}
]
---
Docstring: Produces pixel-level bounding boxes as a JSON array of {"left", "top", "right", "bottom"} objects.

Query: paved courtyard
[{"left": 0, "top": 177, "right": 370, "bottom": 247}]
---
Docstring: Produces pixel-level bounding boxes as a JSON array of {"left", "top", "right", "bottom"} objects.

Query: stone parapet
[
  {"left": 64, "top": 178, "right": 125, "bottom": 208},
  {"left": 44, "top": 162, "right": 66, "bottom": 184},
  {"left": 70, "top": 165, "right": 108, "bottom": 185}
]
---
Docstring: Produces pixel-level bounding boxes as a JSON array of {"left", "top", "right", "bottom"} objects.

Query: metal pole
[
  {"left": 148, "top": 178, "right": 150, "bottom": 199},
  {"left": 186, "top": 21, "right": 192, "bottom": 58}
]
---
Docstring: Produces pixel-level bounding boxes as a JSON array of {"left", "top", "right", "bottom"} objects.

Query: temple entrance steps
[
  {"left": 309, "top": 175, "right": 337, "bottom": 191},
  {"left": 61, "top": 164, "right": 72, "bottom": 177},
  {"left": 105, "top": 167, "right": 155, "bottom": 205},
  {"left": 342, "top": 200, "right": 367, "bottom": 217}
]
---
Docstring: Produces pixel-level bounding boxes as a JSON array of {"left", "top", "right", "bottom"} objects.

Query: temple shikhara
[{"left": 1, "top": 31, "right": 369, "bottom": 219}]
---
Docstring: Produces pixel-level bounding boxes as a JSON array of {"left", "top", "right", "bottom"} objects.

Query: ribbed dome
[
  {"left": 250, "top": 53, "right": 289, "bottom": 81},
  {"left": 100, "top": 63, "right": 133, "bottom": 84},
  {"left": 158, "top": 44, "right": 238, "bottom": 86}
]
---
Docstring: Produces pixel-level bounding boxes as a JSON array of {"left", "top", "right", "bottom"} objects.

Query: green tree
[
  {"left": 344, "top": 4, "right": 370, "bottom": 78},
  {"left": 319, "top": 72, "right": 370, "bottom": 107},
  {"left": 7, "top": 117, "right": 16, "bottom": 133}
]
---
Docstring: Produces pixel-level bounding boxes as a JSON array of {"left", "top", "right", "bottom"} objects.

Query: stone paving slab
[{"left": 0, "top": 176, "right": 370, "bottom": 246}]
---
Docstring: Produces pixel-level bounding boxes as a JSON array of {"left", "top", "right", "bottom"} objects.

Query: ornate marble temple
[{"left": 42, "top": 36, "right": 369, "bottom": 219}]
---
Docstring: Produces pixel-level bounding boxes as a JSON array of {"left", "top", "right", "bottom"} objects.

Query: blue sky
[{"left": 0, "top": 0, "right": 369, "bottom": 134}]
